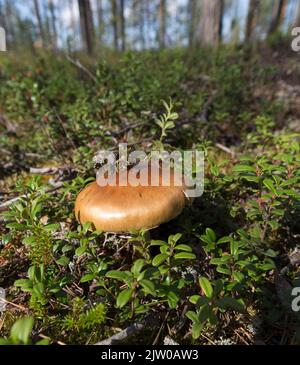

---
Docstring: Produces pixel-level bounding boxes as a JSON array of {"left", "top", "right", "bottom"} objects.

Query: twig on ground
[
  {"left": 94, "top": 313, "right": 162, "bottom": 345},
  {"left": 66, "top": 55, "right": 97, "bottom": 82},
  {"left": 170, "top": 304, "right": 188, "bottom": 336},
  {"left": 200, "top": 93, "right": 216, "bottom": 122},
  {"left": 215, "top": 143, "right": 236, "bottom": 158},
  {"left": 111, "top": 121, "right": 149, "bottom": 137},
  {"left": 0, "top": 181, "right": 64, "bottom": 211},
  {"left": 29, "top": 167, "right": 58, "bottom": 174},
  {"left": 152, "top": 312, "right": 169, "bottom": 345},
  {"left": 0, "top": 297, "right": 29, "bottom": 312},
  {"left": 0, "top": 114, "right": 17, "bottom": 134}
]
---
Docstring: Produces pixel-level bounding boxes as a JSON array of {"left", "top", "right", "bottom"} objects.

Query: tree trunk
[
  {"left": 69, "top": 0, "right": 75, "bottom": 33},
  {"left": 245, "top": 0, "right": 260, "bottom": 42},
  {"left": 78, "top": 0, "right": 95, "bottom": 55},
  {"left": 196, "top": 0, "right": 222, "bottom": 46},
  {"left": 219, "top": 0, "right": 224, "bottom": 43},
  {"left": 268, "top": 0, "right": 287, "bottom": 35},
  {"left": 97, "top": 0, "right": 104, "bottom": 43},
  {"left": 120, "top": 0, "right": 125, "bottom": 51},
  {"left": 48, "top": 0, "right": 57, "bottom": 50},
  {"left": 145, "top": 0, "right": 152, "bottom": 47},
  {"left": 139, "top": 0, "right": 146, "bottom": 49},
  {"left": 0, "top": 2, "right": 8, "bottom": 47},
  {"left": 33, "top": 0, "right": 46, "bottom": 47},
  {"left": 111, "top": 0, "right": 119, "bottom": 50},
  {"left": 158, "top": 0, "right": 166, "bottom": 48},
  {"left": 188, "top": 0, "right": 196, "bottom": 47},
  {"left": 293, "top": 0, "right": 300, "bottom": 27}
]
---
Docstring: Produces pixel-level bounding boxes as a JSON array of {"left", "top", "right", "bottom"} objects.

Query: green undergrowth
[{"left": 0, "top": 44, "right": 300, "bottom": 344}]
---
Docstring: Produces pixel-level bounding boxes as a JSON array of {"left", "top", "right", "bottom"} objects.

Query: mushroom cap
[{"left": 74, "top": 168, "right": 187, "bottom": 233}]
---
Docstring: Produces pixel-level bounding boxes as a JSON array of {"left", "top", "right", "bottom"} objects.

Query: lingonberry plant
[{"left": 1, "top": 45, "right": 300, "bottom": 345}]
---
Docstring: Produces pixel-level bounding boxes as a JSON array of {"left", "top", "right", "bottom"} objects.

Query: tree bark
[
  {"left": 48, "top": 0, "right": 57, "bottom": 50},
  {"left": 196, "top": 0, "right": 222, "bottom": 46},
  {"left": 219, "top": 0, "right": 224, "bottom": 43},
  {"left": 293, "top": 0, "right": 300, "bottom": 27},
  {"left": 245, "top": 0, "right": 260, "bottom": 42},
  {"left": 96, "top": 0, "right": 104, "bottom": 43},
  {"left": 78, "top": 0, "right": 95, "bottom": 55},
  {"left": 120, "top": 0, "right": 126, "bottom": 51},
  {"left": 188, "top": 0, "right": 196, "bottom": 47},
  {"left": 268, "top": 0, "right": 287, "bottom": 35},
  {"left": 33, "top": 0, "right": 46, "bottom": 47},
  {"left": 139, "top": 0, "right": 146, "bottom": 49},
  {"left": 158, "top": 0, "right": 166, "bottom": 48},
  {"left": 0, "top": 2, "right": 8, "bottom": 47},
  {"left": 111, "top": 0, "right": 119, "bottom": 50}
]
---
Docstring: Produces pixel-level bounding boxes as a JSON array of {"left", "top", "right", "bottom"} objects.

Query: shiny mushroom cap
[{"left": 74, "top": 167, "right": 188, "bottom": 233}]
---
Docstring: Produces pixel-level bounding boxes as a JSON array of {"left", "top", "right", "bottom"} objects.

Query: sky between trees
[{"left": 0, "top": 0, "right": 299, "bottom": 52}]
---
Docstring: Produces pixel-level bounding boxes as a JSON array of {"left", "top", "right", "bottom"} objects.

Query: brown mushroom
[{"left": 75, "top": 166, "right": 190, "bottom": 233}]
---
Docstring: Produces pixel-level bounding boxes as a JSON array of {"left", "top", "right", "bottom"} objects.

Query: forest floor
[{"left": 0, "top": 40, "right": 300, "bottom": 345}]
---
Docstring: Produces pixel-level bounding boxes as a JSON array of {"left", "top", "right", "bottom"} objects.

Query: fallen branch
[
  {"left": 0, "top": 181, "right": 64, "bottom": 212},
  {"left": 199, "top": 91, "right": 218, "bottom": 122},
  {"left": 215, "top": 143, "right": 236, "bottom": 158},
  {"left": 29, "top": 167, "right": 58, "bottom": 174},
  {"left": 94, "top": 313, "right": 162, "bottom": 345},
  {"left": 66, "top": 55, "right": 97, "bottom": 82},
  {"left": 170, "top": 304, "right": 188, "bottom": 336},
  {"left": 0, "top": 114, "right": 17, "bottom": 135},
  {"left": 111, "top": 121, "right": 149, "bottom": 137}
]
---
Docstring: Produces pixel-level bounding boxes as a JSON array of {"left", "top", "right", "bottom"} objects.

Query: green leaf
[
  {"left": 210, "top": 258, "right": 223, "bottom": 265},
  {"left": 217, "top": 236, "right": 231, "bottom": 244},
  {"left": 241, "top": 176, "right": 260, "bottom": 183},
  {"left": 216, "top": 267, "right": 231, "bottom": 275},
  {"left": 199, "top": 277, "right": 213, "bottom": 299},
  {"left": 172, "top": 233, "right": 182, "bottom": 243},
  {"left": 186, "top": 310, "right": 198, "bottom": 322},
  {"left": 62, "top": 245, "right": 73, "bottom": 253},
  {"left": 131, "top": 259, "right": 145, "bottom": 276},
  {"left": 10, "top": 317, "right": 34, "bottom": 345},
  {"left": 116, "top": 288, "right": 133, "bottom": 308},
  {"left": 14, "top": 279, "right": 32, "bottom": 291},
  {"left": 139, "top": 279, "right": 155, "bottom": 294},
  {"left": 150, "top": 240, "right": 166, "bottom": 246},
  {"left": 189, "top": 295, "right": 201, "bottom": 304},
  {"left": 192, "top": 322, "right": 202, "bottom": 339},
  {"left": 167, "top": 291, "right": 179, "bottom": 308},
  {"left": 263, "top": 178, "right": 277, "bottom": 195},
  {"left": 205, "top": 228, "right": 216, "bottom": 242},
  {"left": 233, "top": 272, "right": 244, "bottom": 282},
  {"left": 152, "top": 253, "right": 168, "bottom": 267},
  {"left": 233, "top": 165, "right": 256, "bottom": 173},
  {"left": 230, "top": 241, "right": 239, "bottom": 256},
  {"left": 82, "top": 222, "right": 91, "bottom": 234},
  {"left": 44, "top": 223, "right": 60, "bottom": 232},
  {"left": 6, "top": 223, "right": 26, "bottom": 230},
  {"left": 264, "top": 249, "right": 278, "bottom": 258},
  {"left": 106, "top": 270, "right": 131, "bottom": 282},
  {"left": 22, "top": 236, "right": 36, "bottom": 245},
  {"left": 198, "top": 304, "right": 211, "bottom": 322},
  {"left": 214, "top": 279, "right": 223, "bottom": 296},
  {"left": 174, "top": 244, "right": 193, "bottom": 252},
  {"left": 174, "top": 252, "right": 196, "bottom": 260},
  {"left": 80, "top": 273, "right": 95, "bottom": 283},
  {"left": 56, "top": 256, "right": 70, "bottom": 266},
  {"left": 75, "top": 246, "right": 87, "bottom": 256},
  {"left": 260, "top": 262, "right": 275, "bottom": 271}
]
